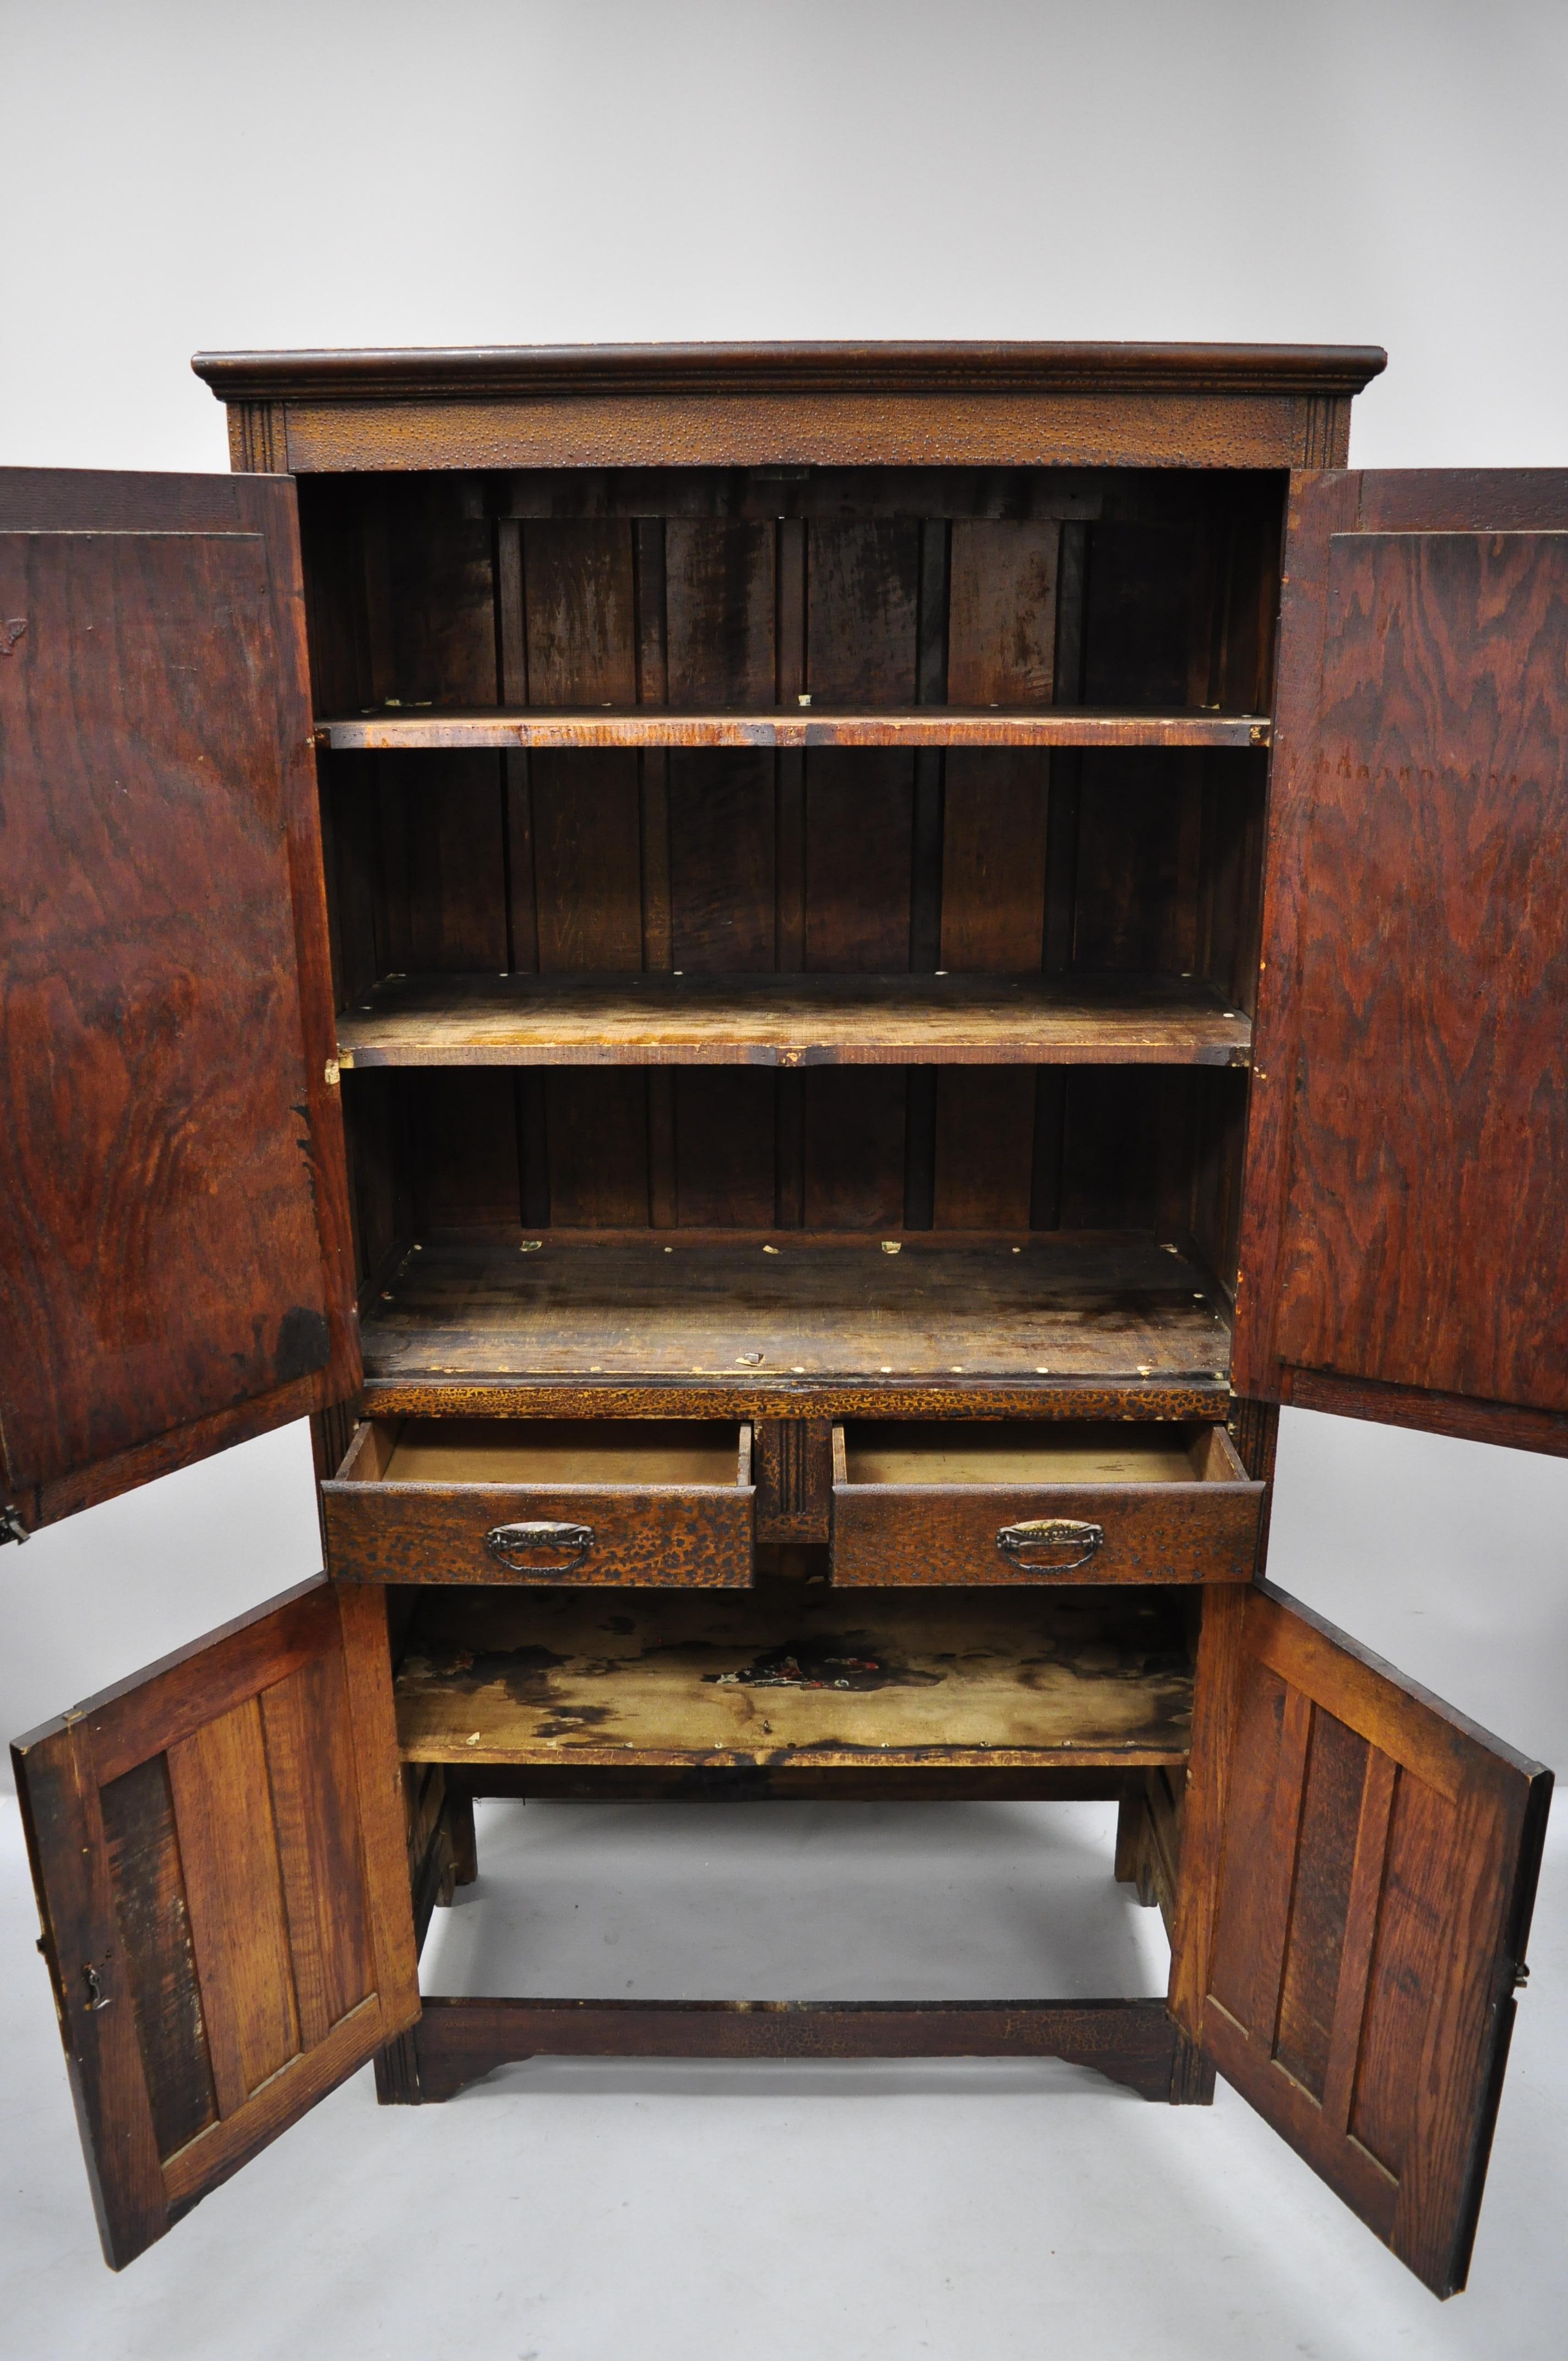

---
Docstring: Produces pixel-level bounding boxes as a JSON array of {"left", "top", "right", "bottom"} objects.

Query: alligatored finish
[{"left": 2, "top": 344, "right": 1559, "bottom": 2299}]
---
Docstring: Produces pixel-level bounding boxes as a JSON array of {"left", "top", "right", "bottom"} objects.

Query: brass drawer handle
[
  {"left": 484, "top": 1520, "right": 594, "bottom": 1573},
  {"left": 995, "top": 1517, "right": 1104, "bottom": 1572}
]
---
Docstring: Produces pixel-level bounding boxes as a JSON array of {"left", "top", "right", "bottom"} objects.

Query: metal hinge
[{"left": 0, "top": 1505, "right": 29, "bottom": 1546}]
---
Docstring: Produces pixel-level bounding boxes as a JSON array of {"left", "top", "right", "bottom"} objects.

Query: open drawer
[
  {"left": 323, "top": 1419, "right": 754, "bottom": 1587},
  {"left": 830, "top": 1421, "right": 1262, "bottom": 1586}
]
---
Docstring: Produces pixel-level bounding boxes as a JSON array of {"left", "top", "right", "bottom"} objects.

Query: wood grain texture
[
  {"left": 0, "top": 470, "right": 358, "bottom": 1516},
  {"left": 1197, "top": 1579, "right": 1552, "bottom": 2298},
  {"left": 10, "top": 1576, "right": 420, "bottom": 2268},
  {"left": 386, "top": 1994, "right": 1191, "bottom": 2104},
  {"left": 324, "top": 1417, "right": 755, "bottom": 1587},
  {"left": 356, "top": 1233, "right": 1235, "bottom": 1391},
  {"left": 336, "top": 970, "right": 1252, "bottom": 1068},
  {"left": 1238, "top": 476, "right": 1568, "bottom": 1445},
  {"left": 320, "top": 705, "right": 1270, "bottom": 750},
  {"left": 831, "top": 1419, "right": 1260, "bottom": 1585},
  {"left": 394, "top": 1585, "right": 1195, "bottom": 1769}
]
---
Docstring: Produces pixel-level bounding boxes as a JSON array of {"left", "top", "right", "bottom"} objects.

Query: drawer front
[
  {"left": 324, "top": 1422, "right": 754, "bottom": 1587},
  {"left": 830, "top": 1426, "right": 1262, "bottom": 1587}
]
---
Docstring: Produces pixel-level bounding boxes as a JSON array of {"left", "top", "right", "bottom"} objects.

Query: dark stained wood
[
  {"left": 752, "top": 1416, "right": 834, "bottom": 1543},
  {"left": 356, "top": 1232, "right": 1235, "bottom": 1397},
  {"left": 379, "top": 1994, "right": 1194, "bottom": 2104},
  {"left": 320, "top": 705, "right": 1270, "bottom": 750},
  {"left": 193, "top": 341, "right": 1384, "bottom": 474},
  {"left": 1196, "top": 1581, "right": 1552, "bottom": 2299},
  {"left": 0, "top": 469, "right": 358, "bottom": 1530},
  {"left": 831, "top": 1420, "right": 1261, "bottom": 1585},
  {"left": 1237, "top": 472, "right": 1568, "bottom": 1449},
  {"left": 324, "top": 1416, "right": 755, "bottom": 1587},
  {"left": 393, "top": 1585, "right": 1195, "bottom": 1770},
  {"left": 10, "top": 1577, "right": 420, "bottom": 2268},
  {"left": 336, "top": 970, "right": 1253, "bottom": 1068}
]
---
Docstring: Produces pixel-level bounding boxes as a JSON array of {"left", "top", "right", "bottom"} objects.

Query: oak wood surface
[
  {"left": 196, "top": 342, "right": 1382, "bottom": 474},
  {"left": 356, "top": 1232, "right": 1234, "bottom": 1395},
  {"left": 830, "top": 1419, "right": 1261, "bottom": 1585},
  {"left": 1196, "top": 1580, "right": 1551, "bottom": 2298},
  {"left": 1237, "top": 472, "right": 1568, "bottom": 1447},
  {"left": 10, "top": 1577, "right": 420, "bottom": 2268},
  {"left": 324, "top": 1417, "right": 755, "bottom": 1588},
  {"left": 0, "top": 467, "right": 358, "bottom": 1530},
  {"left": 393, "top": 1585, "right": 1194, "bottom": 1769},
  {"left": 320, "top": 706, "right": 1270, "bottom": 752},
  {"left": 336, "top": 970, "right": 1252, "bottom": 1068}
]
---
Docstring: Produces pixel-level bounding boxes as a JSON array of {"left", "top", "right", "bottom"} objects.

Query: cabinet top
[
  {"left": 192, "top": 340, "right": 1386, "bottom": 404},
  {"left": 192, "top": 342, "right": 1387, "bottom": 474}
]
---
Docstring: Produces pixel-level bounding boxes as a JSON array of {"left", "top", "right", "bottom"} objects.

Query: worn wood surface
[
  {"left": 356, "top": 1233, "right": 1234, "bottom": 1394},
  {"left": 324, "top": 1417, "right": 755, "bottom": 1588},
  {"left": 1197, "top": 1580, "right": 1551, "bottom": 2298},
  {"left": 10, "top": 1577, "right": 419, "bottom": 2268},
  {"left": 831, "top": 1421, "right": 1261, "bottom": 1585},
  {"left": 337, "top": 970, "right": 1252, "bottom": 1068},
  {"left": 321, "top": 706, "right": 1269, "bottom": 750},
  {"left": 0, "top": 468, "right": 358, "bottom": 1527},
  {"left": 393, "top": 1585, "right": 1193, "bottom": 1769},
  {"left": 1237, "top": 473, "right": 1568, "bottom": 1446},
  {"left": 382, "top": 1994, "right": 1197, "bottom": 2103}
]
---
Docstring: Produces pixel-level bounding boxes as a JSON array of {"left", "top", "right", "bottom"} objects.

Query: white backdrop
[{"left": 2, "top": 0, "right": 1566, "bottom": 1784}]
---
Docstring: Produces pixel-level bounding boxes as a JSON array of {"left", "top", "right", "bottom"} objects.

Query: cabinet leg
[
  {"left": 1114, "top": 1788, "right": 1158, "bottom": 1907},
  {"left": 373, "top": 2027, "right": 424, "bottom": 2106},
  {"left": 447, "top": 1787, "right": 478, "bottom": 1887},
  {"left": 1167, "top": 2027, "right": 1217, "bottom": 2106}
]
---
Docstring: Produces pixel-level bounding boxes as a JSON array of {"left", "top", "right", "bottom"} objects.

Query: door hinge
[{"left": 0, "top": 1505, "right": 30, "bottom": 1546}]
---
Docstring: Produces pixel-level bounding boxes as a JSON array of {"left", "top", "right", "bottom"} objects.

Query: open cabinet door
[
  {"left": 1177, "top": 1581, "right": 1549, "bottom": 2297},
  {"left": 1235, "top": 470, "right": 1568, "bottom": 1452},
  {"left": 0, "top": 469, "right": 358, "bottom": 1533},
  {"left": 12, "top": 1579, "right": 418, "bottom": 2268}
]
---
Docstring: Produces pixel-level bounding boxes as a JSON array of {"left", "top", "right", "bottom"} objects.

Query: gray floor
[{"left": 3, "top": 1791, "right": 1563, "bottom": 2360}]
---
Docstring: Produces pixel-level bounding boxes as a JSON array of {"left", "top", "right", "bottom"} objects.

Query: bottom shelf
[{"left": 394, "top": 1586, "right": 1194, "bottom": 1771}]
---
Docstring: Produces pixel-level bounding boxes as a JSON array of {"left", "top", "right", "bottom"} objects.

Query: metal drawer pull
[
  {"left": 484, "top": 1520, "right": 594, "bottom": 1573},
  {"left": 995, "top": 1517, "right": 1104, "bottom": 1571}
]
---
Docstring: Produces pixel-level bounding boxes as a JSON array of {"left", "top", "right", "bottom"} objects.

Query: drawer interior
[
  {"left": 346, "top": 1418, "right": 749, "bottom": 1487},
  {"left": 393, "top": 1584, "right": 1194, "bottom": 1771},
  {"left": 840, "top": 1420, "right": 1243, "bottom": 1486}
]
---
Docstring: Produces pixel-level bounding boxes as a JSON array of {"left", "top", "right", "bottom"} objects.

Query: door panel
[
  {"left": 12, "top": 1577, "right": 417, "bottom": 2268},
  {"left": 1235, "top": 470, "right": 1568, "bottom": 1452},
  {"left": 1180, "top": 1580, "right": 1549, "bottom": 2297},
  {"left": 0, "top": 469, "right": 358, "bottom": 1532}
]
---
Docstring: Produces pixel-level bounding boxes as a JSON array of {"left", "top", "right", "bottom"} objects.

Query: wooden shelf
[
  {"left": 358, "top": 1232, "right": 1233, "bottom": 1413},
  {"left": 317, "top": 705, "right": 1270, "bottom": 753},
  {"left": 394, "top": 1586, "right": 1195, "bottom": 1770},
  {"left": 336, "top": 972, "right": 1252, "bottom": 1070}
]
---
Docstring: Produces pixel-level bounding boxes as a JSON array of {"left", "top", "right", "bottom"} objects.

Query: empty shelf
[
  {"left": 317, "top": 705, "right": 1270, "bottom": 753},
  {"left": 394, "top": 1587, "right": 1195, "bottom": 1770},
  {"left": 337, "top": 972, "right": 1252, "bottom": 1069},
  {"left": 358, "top": 1233, "right": 1233, "bottom": 1403}
]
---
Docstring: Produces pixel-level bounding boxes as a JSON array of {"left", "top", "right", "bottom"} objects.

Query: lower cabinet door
[
  {"left": 11, "top": 1578, "right": 418, "bottom": 2269},
  {"left": 1175, "top": 1580, "right": 1553, "bottom": 2299},
  {"left": 830, "top": 1420, "right": 1262, "bottom": 1585},
  {"left": 323, "top": 1418, "right": 755, "bottom": 1586}
]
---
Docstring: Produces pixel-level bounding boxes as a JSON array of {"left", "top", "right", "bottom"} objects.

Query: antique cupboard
[{"left": 2, "top": 344, "right": 1561, "bottom": 2297}]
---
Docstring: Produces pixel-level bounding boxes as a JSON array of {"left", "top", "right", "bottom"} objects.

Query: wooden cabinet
[{"left": 2, "top": 344, "right": 1557, "bottom": 2296}]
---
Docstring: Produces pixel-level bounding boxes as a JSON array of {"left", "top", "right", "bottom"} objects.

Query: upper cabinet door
[
  {"left": 12, "top": 1579, "right": 418, "bottom": 2268},
  {"left": 1235, "top": 471, "right": 1568, "bottom": 1454},
  {"left": 1188, "top": 1581, "right": 1550, "bottom": 2298},
  {"left": 0, "top": 470, "right": 359, "bottom": 1532}
]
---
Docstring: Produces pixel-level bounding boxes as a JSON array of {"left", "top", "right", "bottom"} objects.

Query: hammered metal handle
[
  {"left": 484, "top": 1520, "right": 594, "bottom": 1573},
  {"left": 995, "top": 1517, "right": 1104, "bottom": 1572}
]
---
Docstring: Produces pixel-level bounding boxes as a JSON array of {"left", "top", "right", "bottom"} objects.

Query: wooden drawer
[
  {"left": 830, "top": 1421, "right": 1261, "bottom": 1586},
  {"left": 323, "top": 1419, "right": 754, "bottom": 1587}
]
